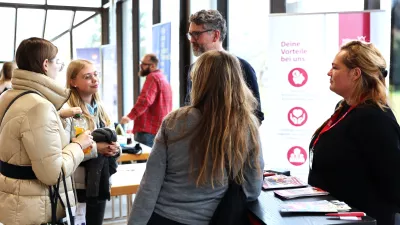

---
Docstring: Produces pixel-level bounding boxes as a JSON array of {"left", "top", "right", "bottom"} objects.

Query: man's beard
[
  {"left": 139, "top": 68, "right": 151, "bottom": 76},
  {"left": 192, "top": 43, "right": 206, "bottom": 56}
]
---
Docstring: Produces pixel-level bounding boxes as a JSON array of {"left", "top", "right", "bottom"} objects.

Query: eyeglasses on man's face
[
  {"left": 187, "top": 29, "right": 213, "bottom": 40},
  {"left": 140, "top": 61, "right": 153, "bottom": 66}
]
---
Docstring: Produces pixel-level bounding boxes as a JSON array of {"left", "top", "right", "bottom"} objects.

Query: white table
[
  {"left": 118, "top": 142, "right": 152, "bottom": 163},
  {"left": 109, "top": 163, "right": 146, "bottom": 221}
]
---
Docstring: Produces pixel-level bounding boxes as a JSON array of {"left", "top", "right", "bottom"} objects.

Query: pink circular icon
[
  {"left": 288, "top": 107, "right": 307, "bottom": 127},
  {"left": 288, "top": 68, "right": 308, "bottom": 87},
  {"left": 287, "top": 146, "right": 307, "bottom": 166}
]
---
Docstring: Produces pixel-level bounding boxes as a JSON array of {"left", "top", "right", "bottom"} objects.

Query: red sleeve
[{"left": 127, "top": 75, "right": 158, "bottom": 120}]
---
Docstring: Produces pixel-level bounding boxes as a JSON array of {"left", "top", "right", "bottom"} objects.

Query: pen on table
[
  {"left": 325, "top": 212, "right": 366, "bottom": 217},
  {"left": 263, "top": 172, "right": 276, "bottom": 177},
  {"left": 328, "top": 216, "right": 362, "bottom": 221}
]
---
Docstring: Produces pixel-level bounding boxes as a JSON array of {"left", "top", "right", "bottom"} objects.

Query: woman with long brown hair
[
  {"left": 309, "top": 40, "right": 400, "bottom": 225},
  {"left": 128, "top": 50, "right": 264, "bottom": 225},
  {"left": 0, "top": 62, "right": 16, "bottom": 95}
]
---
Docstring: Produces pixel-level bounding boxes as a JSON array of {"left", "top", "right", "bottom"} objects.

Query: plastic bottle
[{"left": 73, "top": 114, "right": 92, "bottom": 154}]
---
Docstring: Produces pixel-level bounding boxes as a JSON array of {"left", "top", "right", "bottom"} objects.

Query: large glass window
[
  {"left": 161, "top": 0, "right": 180, "bottom": 109},
  {"left": 229, "top": 0, "right": 269, "bottom": 115},
  {"left": 139, "top": 0, "right": 153, "bottom": 89},
  {"left": 101, "top": 44, "right": 118, "bottom": 122},
  {"left": 122, "top": 0, "right": 134, "bottom": 116},
  {"left": 190, "top": 0, "right": 217, "bottom": 14},
  {"left": 74, "top": 11, "right": 96, "bottom": 26},
  {"left": 47, "top": 0, "right": 101, "bottom": 7},
  {"left": 72, "top": 14, "right": 101, "bottom": 58},
  {"left": 139, "top": 0, "right": 152, "bottom": 59},
  {"left": 45, "top": 10, "right": 73, "bottom": 40},
  {"left": 16, "top": 8, "right": 45, "bottom": 48},
  {"left": 229, "top": 0, "right": 269, "bottom": 173},
  {"left": 52, "top": 34, "right": 71, "bottom": 86},
  {"left": 0, "top": 7, "right": 16, "bottom": 61},
  {"left": 0, "top": 0, "right": 44, "bottom": 4},
  {"left": 0, "top": 2, "right": 106, "bottom": 119}
]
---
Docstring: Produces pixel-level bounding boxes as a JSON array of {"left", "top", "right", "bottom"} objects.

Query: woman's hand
[
  {"left": 72, "top": 130, "right": 93, "bottom": 150},
  {"left": 59, "top": 107, "right": 82, "bottom": 118},
  {"left": 97, "top": 142, "right": 119, "bottom": 156}
]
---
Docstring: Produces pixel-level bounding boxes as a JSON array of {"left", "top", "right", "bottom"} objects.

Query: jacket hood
[{"left": 11, "top": 69, "right": 71, "bottom": 110}]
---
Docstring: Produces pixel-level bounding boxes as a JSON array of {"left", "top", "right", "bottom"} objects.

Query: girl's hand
[
  {"left": 72, "top": 130, "right": 93, "bottom": 149},
  {"left": 97, "top": 142, "right": 119, "bottom": 156},
  {"left": 59, "top": 107, "right": 82, "bottom": 118}
]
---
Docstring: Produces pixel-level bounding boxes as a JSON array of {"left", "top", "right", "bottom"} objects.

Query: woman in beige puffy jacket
[{"left": 0, "top": 37, "right": 93, "bottom": 225}]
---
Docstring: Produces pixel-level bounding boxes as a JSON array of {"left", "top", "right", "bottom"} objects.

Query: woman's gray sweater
[{"left": 128, "top": 108, "right": 264, "bottom": 225}]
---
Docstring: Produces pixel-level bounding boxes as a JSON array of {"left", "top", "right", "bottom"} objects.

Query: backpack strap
[{"left": 0, "top": 90, "right": 39, "bottom": 125}]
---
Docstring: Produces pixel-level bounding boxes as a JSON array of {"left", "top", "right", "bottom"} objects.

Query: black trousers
[
  {"left": 77, "top": 190, "right": 107, "bottom": 225},
  {"left": 147, "top": 212, "right": 187, "bottom": 225}
]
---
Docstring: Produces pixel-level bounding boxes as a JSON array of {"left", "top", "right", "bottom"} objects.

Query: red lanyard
[{"left": 312, "top": 104, "right": 357, "bottom": 148}]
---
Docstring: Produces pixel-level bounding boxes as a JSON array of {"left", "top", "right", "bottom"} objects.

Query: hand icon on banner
[
  {"left": 289, "top": 109, "right": 306, "bottom": 125},
  {"left": 288, "top": 107, "right": 308, "bottom": 127}
]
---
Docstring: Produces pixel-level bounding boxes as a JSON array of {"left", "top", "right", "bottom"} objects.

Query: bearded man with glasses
[{"left": 186, "top": 9, "right": 264, "bottom": 124}]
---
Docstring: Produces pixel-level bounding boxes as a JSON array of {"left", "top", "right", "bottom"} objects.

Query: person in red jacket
[{"left": 120, "top": 53, "right": 172, "bottom": 147}]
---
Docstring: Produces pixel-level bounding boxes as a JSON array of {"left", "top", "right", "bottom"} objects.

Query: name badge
[{"left": 309, "top": 148, "right": 314, "bottom": 170}]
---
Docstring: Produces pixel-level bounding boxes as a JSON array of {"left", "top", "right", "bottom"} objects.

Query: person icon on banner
[{"left": 289, "top": 148, "right": 305, "bottom": 163}]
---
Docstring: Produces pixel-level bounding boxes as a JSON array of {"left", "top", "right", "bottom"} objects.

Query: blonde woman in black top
[{"left": 309, "top": 40, "right": 400, "bottom": 225}]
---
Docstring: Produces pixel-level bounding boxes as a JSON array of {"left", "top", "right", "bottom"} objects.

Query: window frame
[{"left": 0, "top": 1, "right": 103, "bottom": 64}]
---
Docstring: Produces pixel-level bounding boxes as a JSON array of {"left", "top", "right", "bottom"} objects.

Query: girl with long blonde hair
[
  {"left": 66, "top": 59, "right": 111, "bottom": 130},
  {"left": 63, "top": 59, "right": 120, "bottom": 225},
  {"left": 129, "top": 50, "right": 263, "bottom": 225}
]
